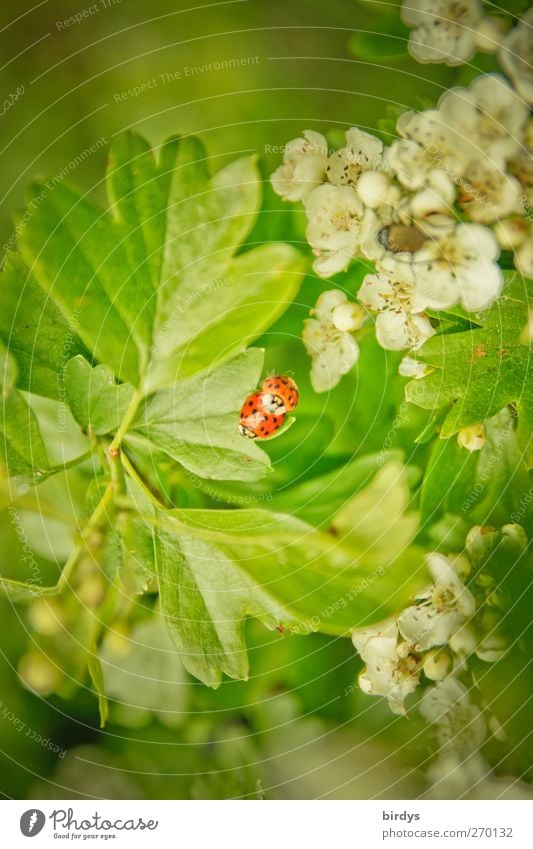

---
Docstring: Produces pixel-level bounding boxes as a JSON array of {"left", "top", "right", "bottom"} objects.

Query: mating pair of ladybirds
[{"left": 239, "top": 375, "right": 299, "bottom": 439}]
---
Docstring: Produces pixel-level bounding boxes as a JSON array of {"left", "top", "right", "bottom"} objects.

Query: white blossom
[
  {"left": 401, "top": 0, "right": 484, "bottom": 66},
  {"left": 398, "top": 553, "right": 476, "bottom": 651},
  {"left": 305, "top": 183, "right": 364, "bottom": 277},
  {"left": 358, "top": 265, "right": 435, "bottom": 351},
  {"left": 458, "top": 160, "right": 521, "bottom": 223},
  {"left": 426, "top": 752, "right": 488, "bottom": 798},
  {"left": 302, "top": 290, "right": 361, "bottom": 392},
  {"left": 352, "top": 619, "right": 421, "bottom": 715},
  {"left": 325, "top": 127, "right": 384, "bottom": 188},
  {"left": 420, "top": 677, "right": 486, "bottom": 750},
  {"left": 410, "top": 222, "right": 503, "bottom": 312},
  {"left": 438, "top": 75, "right": 528, "bottom": 167},
  {"left": 270, "top": 130, "right": 328, "bottom": 201},
  {"left": 375, "top": 309, "right": 436, "bottom": 351},
  {"left": 498, "top": 9, "right": 533, "bottom": 106},
  {"left": 386, "top": 137, "right": 456, "bottom": 193}
]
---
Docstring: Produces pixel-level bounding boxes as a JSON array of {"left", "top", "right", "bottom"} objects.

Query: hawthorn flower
[
  {"left": 458, "top": 160, "right": 521, "bottom": 223},
  {"left": 386, "top": 137, "right": 456, "bottom": 194},
  {"left": 410, "top": 222, "right": 503, "bottom": 312},
  {"left": 438, "top": 75, "right": 528, "bottom": 166},
  {"left": 352, "top": 619, "right": 421, "bottom": 715},
  {"left": 270, "top": 130, "right": 328, "bottom": 201},
  {"left": 397, "top": 552, "right": 476, "bottom": 652},
  {"left": 401, "top": 0, "right": 484, "bottom": 66},
  {"left": 358, "top": 265, "right": 435, "bottom": 351},
  {"left": 325, "top": 127, "right": 384, "bottom": 188},
  {"left": 420, "top": 677, "right": 486, "bottom": 750},
  {"left": 305, "top": 183, "right": 364, "bottom": 277},
  {"left": 302, "top": 290, "right": 363, "bottom": 392},
  {"left": 498, "top": 9, "right": 533, "bottom": 106}
]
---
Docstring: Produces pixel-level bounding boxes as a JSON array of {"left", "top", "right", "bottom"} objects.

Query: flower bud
[
  {"left": 356, "top": 171, "right": 399, "bottom": 208},
  {"left": 449, "top": 625, "right": 477, "bottom": 657},
  {"left": 422, "top": 649, "right": 452, "bottom": 681},
  {"left": 476, "top": 634, "right": 506, "bottom": 663},
  {"left": 494, "top": 217, "right": 528, "bottom": 250},
  {"left": 27, "top": 599, "right": 65, "bottom": 636},
  {"left": 465, "top": 525, "right": 499, "bottom": 564},
  {"left": 331, "top": 301, "right": 365, "bottom": 332},
  {"left": 475, "top": 17, "right": 507, "bottom": 53},
  {"left": 102, "top": 623, "right": 131, "bottom": 657},
  {"left": 457, "top": 423, "right": 485, "bottom": 452},
  {"left": 77, "top": 574, "right": 107, "bottom": 607},
  {"left": 18, "top": 651, "right": 60, "bottom": 695}
]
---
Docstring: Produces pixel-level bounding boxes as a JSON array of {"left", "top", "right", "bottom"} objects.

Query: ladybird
[
  {"left": 260, "top": 375, "right": 299, "bottom": 415},
  {"left": 239, "top": 391, "right": 286, "bottom": 439}
]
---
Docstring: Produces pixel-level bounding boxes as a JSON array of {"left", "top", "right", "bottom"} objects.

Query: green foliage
[
  {"left": 407, "top": 274, "right": 532, "bottom": 468},
  {"left": 0, "top": 131, "right": 430, "bottom": 701}
]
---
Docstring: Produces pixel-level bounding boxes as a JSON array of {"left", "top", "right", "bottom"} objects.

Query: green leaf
[
  {"left": 99, "top": 616, "right": 188, "bottom": 728},
  {"left": 128, "top": 349, "right": 272, "bottom": 482},
  {"left": 11, "top": 132, "right": 305, "bottom": 399},
  {"left": 421, "top": 408, "right": 530, "bottom": 531},
  {"left": 273, "top": 450, "right": 405, "bottom": 526},
  {"left": 16, "top": 182, "right": 144, "bottom": 385},
  {"left": 106, "top": 132, "right": 179, "bottom": 292},
  {"left": 145, "top": 242, "right": 306, "bottom": 390},
  {"left": 331, "top": 461, "right": 419, "bottom": 563},
  {"left": 154, "top": 506, "right": 427, "bottom": 686},
  {"left": 64, "top": 355, "right": 135, "bottom": 435},
  {"left": 406, "top": 274, "right": 533, "bottom": 467},
  {"left": 0, "top": 342, "right": 51, "bottom": 485},
  {"left": 0, "top": 254, "right": 87, "bottom": 400},
  {"left": 87, "top": 643, "right": 109, "bottom": 729}
]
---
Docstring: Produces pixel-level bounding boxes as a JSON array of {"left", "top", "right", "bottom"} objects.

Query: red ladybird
[
  {"left": 260, "top": 375, "right": 299, "bottom": 415},
  {"left": 239, "top": 391, "right": 286, "bottom": 439}
]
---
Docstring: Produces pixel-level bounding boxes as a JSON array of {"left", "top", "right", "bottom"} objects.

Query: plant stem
[{"left": 107, "top": 389, "right": 143, "bottom": 455}]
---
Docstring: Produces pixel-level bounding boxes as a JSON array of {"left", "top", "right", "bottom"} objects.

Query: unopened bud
[
  {"left": 422, "top": 649, "right": 452, "bottom": 681},
  {"left": 457, "top": 423, "right": 485, "bottom": 452},
  {"left": 331, "top": 302, "right": 365, "bottom": 332},
  {"left": 77, "top": 574, "right": 107, "bottom": 607},
  {"left": 27, "top": 599, "right": 64, "bottom": 636},
  {"left": 475, "top": 17, "right": 507, "bottom": 53},
  {"left": 18, "top": 651, "right": 60, "bottom": 695}
]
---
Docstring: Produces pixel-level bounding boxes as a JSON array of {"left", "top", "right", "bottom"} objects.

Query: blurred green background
[{"left": 1, "top": 0, "right": 523, "bottom": 800}]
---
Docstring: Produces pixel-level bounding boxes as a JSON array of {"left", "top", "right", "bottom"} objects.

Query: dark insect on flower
[{"left": 378, "top": 224, "right": 427, "bottom": 254}]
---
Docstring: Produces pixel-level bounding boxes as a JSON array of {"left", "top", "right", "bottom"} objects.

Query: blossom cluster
[
  {"left": 350, "top": 523, "right": 528, "bottom": 798},
  {"left": 401, "top": 1, "right": 532, "bottom": 105},
  {"left": 271, "top": 66, "right": 531, "bottom": 391}
]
